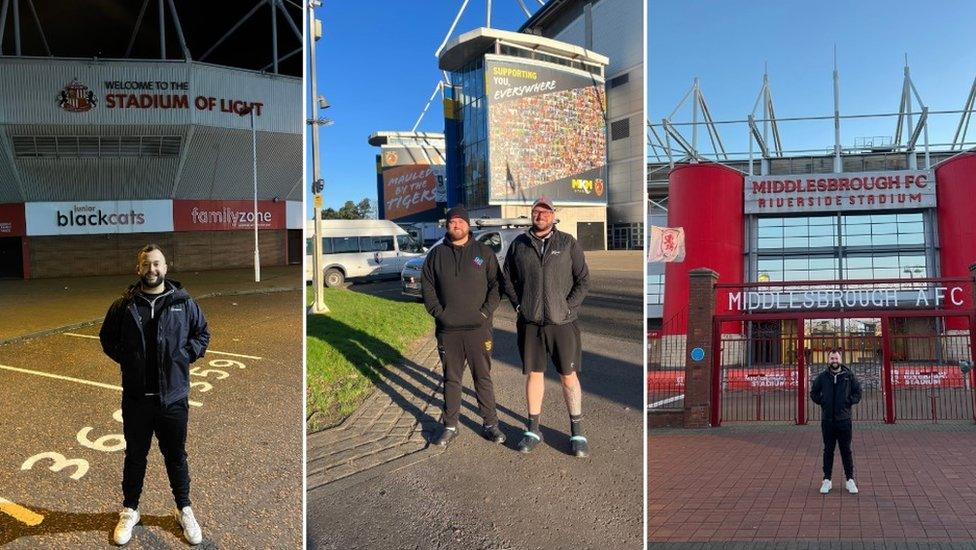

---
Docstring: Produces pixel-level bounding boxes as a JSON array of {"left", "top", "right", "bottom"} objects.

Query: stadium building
[
  {"left": 520, "top": 0, "right": 644, "bottom": 250},
  {"left": 439, "top": 26, "right": 609, "bottom": 250},
  {"left": 437, "top": 0, "right": 643, "bottom": 250},
  {"left": 0, "top": 1, "right": 302, "bottom": 278},
  {"left": 647, "top": 66, "right": 976, "bottom": 425}
]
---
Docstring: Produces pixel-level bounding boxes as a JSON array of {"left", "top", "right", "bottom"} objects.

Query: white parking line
[
  {"left": 0, "top": 496, "right": 44, "bottom": 526},
  {"left": 0, "top": 364, "right": 202, "bottom": 407},
  {"left": 63, "top": 333, "right": 262, "bottom": 360},
  {"left": 203, "top": 350, "right": 263, "bottom": 360},
  {"left": 648, "top": 395, "right": 684, "bottom": 409}
]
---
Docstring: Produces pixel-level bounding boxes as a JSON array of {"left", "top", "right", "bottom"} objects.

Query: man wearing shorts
[{"left": 502, "top": 196, "right": 590, "bottom": 457}]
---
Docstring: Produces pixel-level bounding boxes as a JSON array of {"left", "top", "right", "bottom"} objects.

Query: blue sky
[
  {"left": 648, "top": 0, "right": 976, "bottom": 159},
  {"left": 307, "top": 2, "right": 533, "bottom": 215}
]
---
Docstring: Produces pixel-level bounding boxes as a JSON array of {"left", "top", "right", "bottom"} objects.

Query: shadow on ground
[{"left": 0, "top": 508, "right": 212, "bottom": 547}]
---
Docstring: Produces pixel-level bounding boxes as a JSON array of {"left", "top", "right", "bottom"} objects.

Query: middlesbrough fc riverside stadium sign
[{"left": 744, "top": 170, "right": 936, "bottom": 214}]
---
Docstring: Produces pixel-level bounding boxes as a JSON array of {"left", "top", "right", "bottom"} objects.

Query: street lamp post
[
  {"left": 238, "top": 105, "right": 261, "bottom": 283},
  {"left": 308, "top": 0, "right": 328, "bottom": 313}
]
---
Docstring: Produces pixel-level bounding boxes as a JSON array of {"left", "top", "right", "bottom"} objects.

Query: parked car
[
  {"left": 305, "top": 219, "right": 426, "bottom": 287},
  {"left": 400, "top": 218, "right": 531, "bottom": 298}
]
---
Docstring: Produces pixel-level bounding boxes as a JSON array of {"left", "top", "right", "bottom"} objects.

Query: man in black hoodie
[
  {"left": 502, "top": 197, "right": 590, "bottom": 457},
  {"left": 810, "top": 350, "right": 862, "bottom": 495},
  {"left": 422, "top": 206, "right": 504, "bottom": 447},
  {"left": 99, "top": 244, "right": 209, "bottom": 545}
]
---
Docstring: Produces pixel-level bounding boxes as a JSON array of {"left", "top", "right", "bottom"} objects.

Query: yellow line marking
[
  {"left": 0, "top": 497, "right": 44, "bottom": 526},
  {"left": 0, "top": 364, "right": 202, "bottom": 407},
  {"left": 63, "top": 333, "right": 262, "bottom": 360},
  {"left": 63, "top": 332, "right": 99, "bottom": 339}
]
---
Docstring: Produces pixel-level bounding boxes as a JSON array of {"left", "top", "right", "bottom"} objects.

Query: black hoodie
[
  {"left": 99, "top": 279, "right": 210, "bottom": 405},
  {"left": 421, "top": 233, "right": 501, "bottom": 332},
  {"left": 810, "top": 365, "right": 863, "bottom": 422}
]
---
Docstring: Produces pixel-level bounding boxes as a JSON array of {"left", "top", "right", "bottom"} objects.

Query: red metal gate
[{"left": 711, "top": 279, "right": 976, "bottom": 426}]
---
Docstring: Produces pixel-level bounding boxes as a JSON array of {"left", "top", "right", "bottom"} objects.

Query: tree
[{"left": 321, "top": 198, "right": 373, "bottom": 220}]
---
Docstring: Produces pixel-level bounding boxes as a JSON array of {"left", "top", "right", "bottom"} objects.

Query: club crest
[{"left": 58, "top": 79, "right": 97, "bottom": 112}]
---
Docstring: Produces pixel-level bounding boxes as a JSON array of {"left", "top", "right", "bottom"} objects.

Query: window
[
  {"left": 754, "top": 211, "right": 929, "bottom": 285},
  {"left": 841, "top": 213, "right": 924, "bottom": 247},
  {"left": 757, "top": 257, "right": 839, "bottom": 282},
  {"left": 307, "top": 238, "right": 334, "bottom": 255},
  {"left": 330, "top": 237, "right": 359, "bottom": 254},
  {"left": 360, "top": 236, "right": 394, "bottom": 252},
  {"left": 609, "top": 73, "right": 629, "bottom": 89},
  {"left": 757, "top": 216, "right": 837, "bottom": 250},
  {"left": 397, "top": 234, "right": 423, "bottom": 254},
  {"left": 646, "top": 274, "right": 665, "bottom": 305}
]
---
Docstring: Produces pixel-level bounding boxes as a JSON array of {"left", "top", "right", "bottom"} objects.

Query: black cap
[{"left": 445, "top": 205, "right": 470, "bottom": 226}]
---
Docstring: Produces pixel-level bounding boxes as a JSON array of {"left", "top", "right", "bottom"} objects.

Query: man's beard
[
  {"left": 141, "top": 273, "right": 165, "bottom": 290},
  {"left": 533, "top": 220, "right": 553, "bottom": 234},
  {"left": 447, "top": 228, "right": 467, "bottom": 242}
]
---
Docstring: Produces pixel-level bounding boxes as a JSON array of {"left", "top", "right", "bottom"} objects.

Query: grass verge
[{"left": 306, "top": 287, "right": 433, "bottom": 432}]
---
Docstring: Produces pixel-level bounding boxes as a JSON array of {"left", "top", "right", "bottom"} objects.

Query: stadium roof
[{"left": 0, "top": 0, "right": 302, "bottom": 76}]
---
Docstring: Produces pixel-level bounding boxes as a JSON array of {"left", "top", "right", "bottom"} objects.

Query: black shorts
[{"left": 516, "top": 319, "right": 581, "bottom": 375}]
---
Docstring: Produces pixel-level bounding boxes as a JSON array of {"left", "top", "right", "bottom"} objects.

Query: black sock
[
  {"left": 528, "top": 414, "right": 540, "bottom": 434},
  {"left": 570, "top": 414, "right": 583, "bottom": 437}
]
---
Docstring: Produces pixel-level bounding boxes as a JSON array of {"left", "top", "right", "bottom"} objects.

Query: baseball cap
[{"left": 532, "top": 196, "right": 554, "bottom": 211}]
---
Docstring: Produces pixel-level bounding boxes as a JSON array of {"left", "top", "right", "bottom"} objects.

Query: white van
[{"left": 305, "top": 219, "right": 426, "bottom": 287}]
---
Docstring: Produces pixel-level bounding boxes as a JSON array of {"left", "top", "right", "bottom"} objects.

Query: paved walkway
[
  {"left": 307, "top": 289, "right": 644, "bottom": 549},
  {"left": 0, "top": 266, "right": 301, "bottom": 342},
  {"left": 306, "top": 334, "right": 443, "bottom": 490},
  {"left": 649, "top": 423, "right": 976, "bottom": 545}
]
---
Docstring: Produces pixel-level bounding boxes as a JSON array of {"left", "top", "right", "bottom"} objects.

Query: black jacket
[
  {"left": 502, "top": 228, "right": 589, "bottom": 325},
  {"left": 99, "top": 280, "right": 210, "bottom": 405},
  {"left": 421, "top": 234, "right": 501, "bottom": 332},
  {"left": 810, "top": 365, "right": 862, "bottom": 422}
]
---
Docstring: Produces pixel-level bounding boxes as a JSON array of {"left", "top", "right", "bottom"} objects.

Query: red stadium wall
[
  {"left": 935, "top": 152, "right": 976, "bottom": 329},
  {"left": 662, "top": 163, "right": 745, "bottom": 335}
]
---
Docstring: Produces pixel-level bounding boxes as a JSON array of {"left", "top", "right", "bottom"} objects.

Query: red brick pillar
[{"left": 684, "top": 268, "right": 718, "bottom": 428}]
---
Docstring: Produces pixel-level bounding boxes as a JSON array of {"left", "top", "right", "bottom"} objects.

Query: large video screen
[{"left": 485, "top": 56, "right": 607, "bottom": 204}]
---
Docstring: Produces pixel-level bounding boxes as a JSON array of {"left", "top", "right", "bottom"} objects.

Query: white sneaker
[
  {"left": 846, "top": 479, "right": 859, "bottom": 494},
  {"left": 819, "top": 479, "right": 832, "bottom": 494},
  {"left": 113, "top": 507, "right": 140, "bottom": 545},
  {"left": 174, "top": 506, "right": 203, "bottom": 545}
]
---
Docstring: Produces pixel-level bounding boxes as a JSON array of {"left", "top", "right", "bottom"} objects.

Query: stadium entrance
[
  {"left": 710, "top": 278, "right": 976, "bottom": 426},
  {"left": 0, "top": 237, "right": 23, "bottom": 278}
]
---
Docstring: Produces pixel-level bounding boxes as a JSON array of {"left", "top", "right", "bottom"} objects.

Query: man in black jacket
[
  {"left": 502, "top": 197, "right": 590, "bottom": 457},
  {"left": 810, "top": 350, "right": 862, "bottom": 495},
  {"left": 99, "top": 244, "right": 209, "bottom": 545},
  {"left": 422, "top": 206, "right": 504, "bottom": 447}
]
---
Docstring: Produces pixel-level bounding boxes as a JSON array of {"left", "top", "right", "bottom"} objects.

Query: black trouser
[
  {"left": 122, "top": 393, "right": 191, "bottom": 509},
  {"left": 436, "top": 325, "right": 498, "bottom": 428},
  {"left": 821, "top": 419, "right": 854, "bottom": 481}
]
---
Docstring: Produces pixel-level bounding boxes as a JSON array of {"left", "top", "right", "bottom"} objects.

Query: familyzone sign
[{"left": 728, "top": 286, "right": 966, "bottom": 312}]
